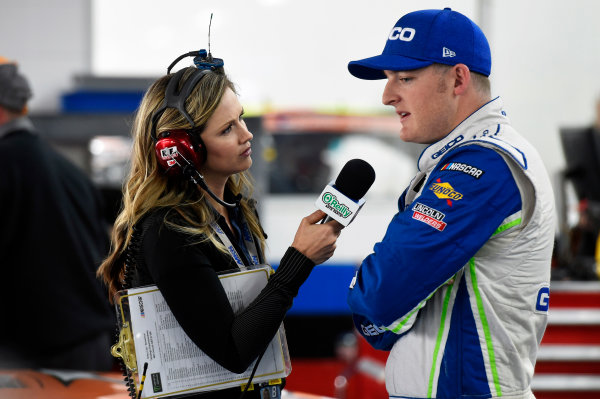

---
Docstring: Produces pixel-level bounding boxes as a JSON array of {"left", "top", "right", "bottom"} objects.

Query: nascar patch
[
  {"left": 412, "top": 202, "right": 447, "bottom": 231},
  {"left": 440, "top": 162, "right": 485, "bottom": 179}
]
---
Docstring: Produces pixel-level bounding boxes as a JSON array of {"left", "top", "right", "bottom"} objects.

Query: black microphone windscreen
[{"left": 334, "top": 159, "right": 376, "bottom": 200}]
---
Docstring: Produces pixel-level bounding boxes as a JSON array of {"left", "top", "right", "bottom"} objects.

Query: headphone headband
[
  {"left": 166, "top": 49, "right": 224, "bottom": 75},
  {"left": 150, "top": 68, "right": 211, "bottom": 142},
  {"left": 150, "top": 49, "right": 224, "bottom": 143}
]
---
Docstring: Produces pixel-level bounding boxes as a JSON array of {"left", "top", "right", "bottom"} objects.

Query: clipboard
[{"left": 111, "top": 265, "right": 291, "bottom": 398}]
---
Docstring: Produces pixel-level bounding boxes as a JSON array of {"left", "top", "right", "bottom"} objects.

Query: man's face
[{"left": 382, "top": 66, "right": 457, "bottom": 144}]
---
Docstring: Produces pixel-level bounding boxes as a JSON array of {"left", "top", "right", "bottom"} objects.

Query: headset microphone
[
  {"left": 150, "top": 14, "right": 236, "bottom": 208},
  {"left": 161, "top": 148, "right": 234, "bottom": 207},
  {"left": 316, "top": 159, "right": 376, "bottom": 226}
]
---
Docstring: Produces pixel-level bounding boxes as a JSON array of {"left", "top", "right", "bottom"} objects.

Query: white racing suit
[{"left": 348, "top": 97, "right": 555, "bottom": 398}]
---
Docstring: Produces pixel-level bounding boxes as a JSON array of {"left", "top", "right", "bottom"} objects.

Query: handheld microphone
[{"left": 316, "top": 159, "right": 376, "bottom": 226}]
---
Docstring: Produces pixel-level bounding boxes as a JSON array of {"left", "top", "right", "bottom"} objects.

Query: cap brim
[{"left": 348, "top": 54, "right": 433, "bottom": 80}]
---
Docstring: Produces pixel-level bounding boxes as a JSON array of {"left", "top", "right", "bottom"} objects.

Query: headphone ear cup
[{"left": 155, "top": 130, "right": 203, "bottom": 176}]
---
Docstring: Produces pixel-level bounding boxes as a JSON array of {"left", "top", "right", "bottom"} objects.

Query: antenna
[{"left": 208, "top": 13, "right": 213, "bottom": 59}]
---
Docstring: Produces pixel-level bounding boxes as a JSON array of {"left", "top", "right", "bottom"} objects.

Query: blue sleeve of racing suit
[
  {"left": 348, "top": 145, "right": 522, "bottom": 349},
  {"left": 353, "top": 313, "right": 401, "bottom": 351}
]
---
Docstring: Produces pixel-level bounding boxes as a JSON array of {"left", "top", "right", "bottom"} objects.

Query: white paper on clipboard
[{"left": 115, "top": 265, "right": 291, "bottom": 398}]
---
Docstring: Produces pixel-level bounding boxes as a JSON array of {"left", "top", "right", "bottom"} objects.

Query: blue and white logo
[
  {"left": 535, "top": 287, "right": 550, "bottom": 312},
  {"left": 443, "top": 47, "right": 456, "bottom": 58},
  {"left": 432, "top": 135, "right": 464, "bottom": 159},
  {"left": 388, "top": 27, "right": 416, "bottom": 42}
]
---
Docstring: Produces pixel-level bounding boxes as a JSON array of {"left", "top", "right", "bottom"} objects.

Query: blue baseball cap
[{"left": 348, "top": 8, "right": 491, "bottom": 79}]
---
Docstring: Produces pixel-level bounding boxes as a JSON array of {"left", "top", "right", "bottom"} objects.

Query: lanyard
[{"left": 210, "top": 215, "right": 260, "bottom": 270}]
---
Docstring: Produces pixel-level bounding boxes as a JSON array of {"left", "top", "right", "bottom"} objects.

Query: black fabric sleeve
[{"left": 141, "top": 216, "right": 314, "bottom": 374}]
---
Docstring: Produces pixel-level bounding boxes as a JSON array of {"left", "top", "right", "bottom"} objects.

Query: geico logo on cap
[
  {"left": 388, "top": 27, "right": 416, "bottom": 41},
  {"left": 349, "top": 9, "right": 492, "bottom": 80}
]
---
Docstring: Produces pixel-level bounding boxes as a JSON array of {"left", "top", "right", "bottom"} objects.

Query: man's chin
[
  {"left": 397, "top": 123, "right": 405, "bottom": 138},
  {"left": 398, "top": 125, "right": 414, "bottom": 143}
]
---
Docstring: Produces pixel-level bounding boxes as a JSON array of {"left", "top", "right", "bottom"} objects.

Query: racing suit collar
[{"left": 417, "top": 97, "right": 508, "bottom": 172}]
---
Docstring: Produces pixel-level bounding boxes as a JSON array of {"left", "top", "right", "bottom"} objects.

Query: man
[
  {"left": 347, "top": 8, "right": 555, "bottom": 399},
  {"left": 0, "top": 57, "right": 114, "bottom": 370}
]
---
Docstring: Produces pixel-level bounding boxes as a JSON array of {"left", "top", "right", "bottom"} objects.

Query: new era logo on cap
[
  {"left": 348, "top": 8, "right": 491, "bottom": 80},
  {"left": 443, "top": 47, "right": 456, "bottom": 58}
]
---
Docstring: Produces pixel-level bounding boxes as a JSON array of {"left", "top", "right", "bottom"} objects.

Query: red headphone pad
[{"left": 154, "top": 130, "right": 203, "bottom": 175}]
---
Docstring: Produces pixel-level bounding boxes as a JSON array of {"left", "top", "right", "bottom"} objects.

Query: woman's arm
[{"left": 143, "top": 210, "right": 339, "bottom": 373}]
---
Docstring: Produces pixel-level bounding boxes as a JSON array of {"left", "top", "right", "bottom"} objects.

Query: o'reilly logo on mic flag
[
  {"left": 316, "top": 182, "right": 365, "bottom": 226},
  {"left": 321, "top": 192, "right": 353, "bottom": 219}
]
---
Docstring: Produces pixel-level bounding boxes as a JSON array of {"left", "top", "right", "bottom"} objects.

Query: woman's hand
[{"left": 291, "top": 210, "right": 344, "bottom": 265}]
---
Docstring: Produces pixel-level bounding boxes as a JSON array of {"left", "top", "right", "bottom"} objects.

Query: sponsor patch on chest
[{"left": 440, "top": 162, "right": 485, "bottom": 179}]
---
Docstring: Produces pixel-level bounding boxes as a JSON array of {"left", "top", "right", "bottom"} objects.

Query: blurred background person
[
  {"left": 568, "top": 96, "right": 600, "bottom": 279},
  {"left": 555, "top": 95, "right": 600, "bottom": 281},
  {"left": 0, "top": 57, "right": 114, "bottom": 371}
]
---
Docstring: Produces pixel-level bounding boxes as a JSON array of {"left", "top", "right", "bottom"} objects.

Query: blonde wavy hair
[{"left": 97, "top": 66, "right": 266, "bottom": 301}]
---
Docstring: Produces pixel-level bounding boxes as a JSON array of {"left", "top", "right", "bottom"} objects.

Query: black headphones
[{"left": 151, "top": 49, "right": 237, "bottom": 208}]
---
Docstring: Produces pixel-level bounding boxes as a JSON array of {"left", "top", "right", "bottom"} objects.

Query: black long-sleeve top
[{"left": 127, "top": 204, "right": 314, "bottom": 398}]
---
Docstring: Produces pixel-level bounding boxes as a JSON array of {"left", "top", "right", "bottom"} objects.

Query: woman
[{"left": 97, "top": 58, "right": 342, "bottom": 398}]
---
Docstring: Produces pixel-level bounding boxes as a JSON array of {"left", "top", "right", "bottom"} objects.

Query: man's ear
[{"left": 453, "top": 64, "right": 471, "bottom": 96}]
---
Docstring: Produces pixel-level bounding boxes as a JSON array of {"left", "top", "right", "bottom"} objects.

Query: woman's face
[{"left": 199, "top": 87, "right": 253, "bottom": 180}]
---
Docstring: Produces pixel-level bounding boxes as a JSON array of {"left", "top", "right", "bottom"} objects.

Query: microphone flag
[{"left": 315, "top": 181, "right": 366, "bottom": 226}]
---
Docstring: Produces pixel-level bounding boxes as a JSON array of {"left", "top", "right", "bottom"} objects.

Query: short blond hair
[{"left": 431, "top": 63, "right": 491, "bottom": 98}]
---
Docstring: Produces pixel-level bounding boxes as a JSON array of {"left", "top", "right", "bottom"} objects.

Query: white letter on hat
[{"left": 389, "top": 27, "right": 415, "bottom": 42}]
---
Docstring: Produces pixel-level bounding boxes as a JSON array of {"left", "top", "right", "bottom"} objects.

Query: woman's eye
[{"left": 222, "top": 124, "right": 233, "bottom": 134}]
